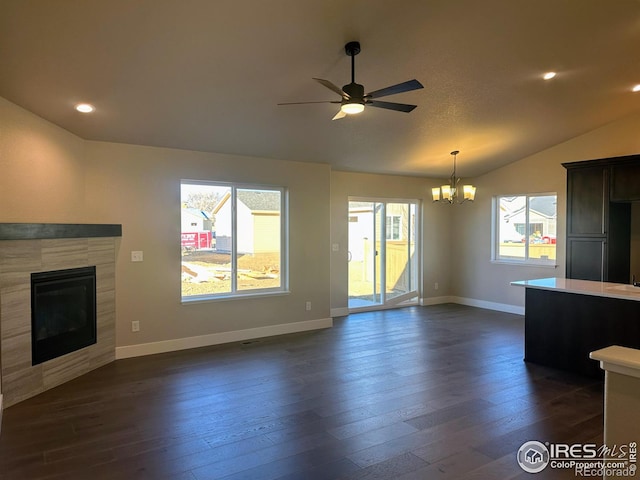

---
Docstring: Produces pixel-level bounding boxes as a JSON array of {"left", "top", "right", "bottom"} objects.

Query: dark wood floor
[{"left": 0, "top": 304, "right": 603, "bottom": 480}]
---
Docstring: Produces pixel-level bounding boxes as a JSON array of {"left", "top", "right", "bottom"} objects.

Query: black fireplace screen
[{"left": 31, "top": 266, "right": 97, "bottom": 365}]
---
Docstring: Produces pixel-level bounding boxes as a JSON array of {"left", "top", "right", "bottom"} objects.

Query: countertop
[
  {"left": 590, "top": 345, "right": 640, "bottom": 378},
  {"left": 511, "top": 277, "right": 640, "bottom": 302}
]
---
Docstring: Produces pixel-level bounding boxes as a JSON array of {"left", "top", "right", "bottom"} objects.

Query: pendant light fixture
[{"left": 432, "top": 150, "right": 476, "bottom": 204}]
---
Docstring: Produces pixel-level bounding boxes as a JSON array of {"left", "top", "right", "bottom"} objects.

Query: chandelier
[{"left": 432, "top": 150, "right": 476, "bottom": 204}]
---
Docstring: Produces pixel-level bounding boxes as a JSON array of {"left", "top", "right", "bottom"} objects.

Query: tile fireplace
[{"left": 0, "top": 224, "right": 121, "bottom": 407}]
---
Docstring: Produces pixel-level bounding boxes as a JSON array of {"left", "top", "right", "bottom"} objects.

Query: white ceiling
[{"left": 1, "top": 0, "right": 639, "bottom": 178}]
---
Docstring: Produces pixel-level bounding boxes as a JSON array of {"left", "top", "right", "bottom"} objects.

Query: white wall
[
  {"left": 452, "top": 110, "right": 640, "bottom": 308},
  {"left": 0, "top": 97, "right": 332, "bottom": 355},
  {"left": 85, "top": 141, "right": 332, "bottom": 349},
  {"left": 3, "top": 91, "right": 640, "bottom": 358},
  {"left": 0, "top": 97, "right": 88, "bottom": 222}
]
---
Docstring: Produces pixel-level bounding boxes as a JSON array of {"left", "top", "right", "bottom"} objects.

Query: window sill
[
  {"left": 491, "top": 260, "right": 558, "bottom": 268},
  {"left": 181, "top": 290, "right": 291, "bottom": 305}
]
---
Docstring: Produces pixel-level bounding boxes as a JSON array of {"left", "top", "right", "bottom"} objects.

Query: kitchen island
[{"left": 512, "top": 277, "right": 640, "bottom": 378}]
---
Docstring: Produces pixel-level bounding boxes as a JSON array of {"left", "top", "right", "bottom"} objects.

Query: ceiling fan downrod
[{"left": 345, "top": 41, "right": 360, "bottom": 85}]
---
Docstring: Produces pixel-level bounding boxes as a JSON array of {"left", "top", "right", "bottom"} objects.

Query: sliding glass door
[{"left": 348, "top": 198, "right": 419, "bottom": 311}]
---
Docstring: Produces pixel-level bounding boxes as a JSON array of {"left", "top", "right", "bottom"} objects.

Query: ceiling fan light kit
[
  {"left": 432, "top": 151, "right": 476, "bottom": 204},
  {"left": 341, "top": 102, "right": 365, "bottom": 115},
  {"left": 278, "top": 41, "right": 424, "bottom": 119}
]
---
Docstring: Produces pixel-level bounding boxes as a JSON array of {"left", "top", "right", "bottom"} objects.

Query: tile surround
[{"left": 0, "top": 229, "right": 119, "bottom": 408}]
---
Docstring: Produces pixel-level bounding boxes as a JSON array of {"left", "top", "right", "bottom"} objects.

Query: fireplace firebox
[{"left": 31, "top": 266, "right": 97, "bottom": 365}]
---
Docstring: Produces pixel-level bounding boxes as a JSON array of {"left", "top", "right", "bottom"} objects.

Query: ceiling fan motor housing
[{"left": 343, "top": 82, "right": 365, "bottom": 102}]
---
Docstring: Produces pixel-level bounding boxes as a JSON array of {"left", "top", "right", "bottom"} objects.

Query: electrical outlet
[
  {"left": 434, "top": 282, "right": 439, "bottom": 290},
  {"left": 305, "top": 301, "right": 311, "bottom": 311},
  {"left": 131, "top": 320, "right": 140, "bottom": 332},
  {"left": 131, "top": 251, "right": 143, "bottom": 262},
  {"left": 332, "top": 243, "right": 339, "bottom": 252}
]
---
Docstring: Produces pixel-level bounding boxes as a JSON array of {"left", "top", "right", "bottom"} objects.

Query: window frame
[
  {"left": 385, "top": 214, "right": 402, "bottom": 240},
  {"left": 181, "top": 180, "right": 289, "bottom": 303},
  {"left": 492, "top": 192, "right": 558, "bottom": 267}
]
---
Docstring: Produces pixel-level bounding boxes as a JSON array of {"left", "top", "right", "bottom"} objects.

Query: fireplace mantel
[{"left": 0, "top": 223, "right": 122, "bottom": 240}]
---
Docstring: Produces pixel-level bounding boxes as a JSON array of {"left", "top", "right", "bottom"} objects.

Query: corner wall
[
  {"left": 452, "top": 110, "right": 640, "bottom": 309},
  {"left": 0, "top": 96, "right": 332, "bottom": 360},
  {"left": 0, "top": 97, "right": 88, "bottom": 223},
  {"left": 0, "top": 97, "right": 91, "bottom": 403}
]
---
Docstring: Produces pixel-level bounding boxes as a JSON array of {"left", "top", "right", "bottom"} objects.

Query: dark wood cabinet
[
  {"left": 566, "top": 237, "right": 604, "bottom": 281},
  {"left": 611, "top": 161, "right": 640, "bottom": 201},
  {"left": 566, "top": 165, "right": 607, "bottom": 235},
  {"left": 564, "top": 155, "right": 637, "bottom": 283},
  {"left": 608, "top": 201, "right": 632, "bottom": 283}
]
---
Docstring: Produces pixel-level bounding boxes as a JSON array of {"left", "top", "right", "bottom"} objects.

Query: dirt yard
[{"left": 181, "top": 250, "right": 280, "bottom": 296}]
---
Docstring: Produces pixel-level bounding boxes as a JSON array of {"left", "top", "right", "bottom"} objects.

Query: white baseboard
[
  {"left": 451, "top": 296, "right": 524, "bottom": 315},
  {"left": 420, "top": 295, "right": 456, "bottom": 306},
  {"left": 330, "top": 307, "right": 349, "bottom": 318},
  {"left": 115, "top": 317, "right": 333, "bottom": 359},
  {"left": 334, "top": 296, "right": 523, "bottom": 316}
]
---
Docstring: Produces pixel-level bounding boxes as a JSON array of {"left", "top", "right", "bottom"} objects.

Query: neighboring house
[
  {"left": 348, "top": 202, "right": 414, "bottom": 292},
  {"left": 502, "top": 196, "right": 557, "bottom": 239},
  {"left": 181, "top": 208, "right": 213, "bottom": 249},
  {"left": 348, "top": 202, "right": 412, "bottom": 262},
  {"left": 181, "top": 207, "right": 212, "bottom": 232},
  {"left": 213, "top": 190, "right": 281, "bottom": 254}
]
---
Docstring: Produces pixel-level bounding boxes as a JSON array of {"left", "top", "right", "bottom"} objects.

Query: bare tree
[{"left": 184, "top": 191, "right": 222, "bottom": 215}]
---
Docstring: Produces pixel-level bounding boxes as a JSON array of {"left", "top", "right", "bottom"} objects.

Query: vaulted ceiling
[{"left": 1, "top": 0, "right": 639, "bottom": 177}]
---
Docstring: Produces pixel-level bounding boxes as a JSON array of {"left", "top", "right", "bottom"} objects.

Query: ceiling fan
[{"left": 278, "top": 41, "right": 424, "bottom": 120}]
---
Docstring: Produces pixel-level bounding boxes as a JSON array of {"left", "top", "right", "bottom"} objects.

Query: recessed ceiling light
[
  {"left": 543, "top": 72, "right": 556, "bottom": 80},
  {"left": 75, "top": 103, "right": 95, "bottom": 113},
  {"left": 633, "top": 84, "right": 640, "bottom": 93}
]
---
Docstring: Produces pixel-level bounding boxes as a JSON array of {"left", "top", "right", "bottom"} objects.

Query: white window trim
[
  {"left": 180, "top": 180, "right": 289, "bottom": 302},
  {"left": 491, "top": 193, "right": 558, "bottom": 267}
]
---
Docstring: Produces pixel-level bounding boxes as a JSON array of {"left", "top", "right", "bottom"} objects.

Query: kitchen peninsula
[{"left": 512, "top": 277, "right": 640, "bottom": 378}]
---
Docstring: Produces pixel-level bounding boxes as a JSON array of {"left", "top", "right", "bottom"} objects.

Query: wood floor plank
[{"left": 0, "top": 304, "right": 604, "bottom": 479}]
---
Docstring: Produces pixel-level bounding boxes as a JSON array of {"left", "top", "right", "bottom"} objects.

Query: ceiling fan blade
[
  {"left": 332, "top": 110, "right": 347, "bottom": 120},
  {"left": 278, "top": 100, "right": 340, "bottom": 105},
  {"left": 366, "top": 79, "right": 424, "bottom": 99},
  {"left": 368, "top": 100, "right": 417, "bottom": 113},
  {"left": 313, "top": 78, "right": 349, "bottom": 98}
]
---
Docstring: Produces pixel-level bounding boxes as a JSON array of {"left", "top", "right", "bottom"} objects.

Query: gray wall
[
  {"left": 3, "top": 93, "right": 640, "bottom": 360},
  {"left": 452, "top": 110, "right": 640, "bottom": 308},
  {"left": 1, "top": 97, "right": 331, "bottom": 352}
]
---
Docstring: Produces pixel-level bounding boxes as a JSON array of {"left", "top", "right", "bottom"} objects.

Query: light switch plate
[{"left": 131, "top": 251, "right": 143, "bottom": 262}]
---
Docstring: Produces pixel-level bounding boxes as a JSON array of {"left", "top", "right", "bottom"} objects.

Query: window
[
  {"left": 494, "top": 194, "right": 557, "bottom": 265},
  {"left": 386, "top": 215, "right": 402, "bottom": 240},
  {"left": 181, "top": 181, "right": 287, "bottom": 300}
]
